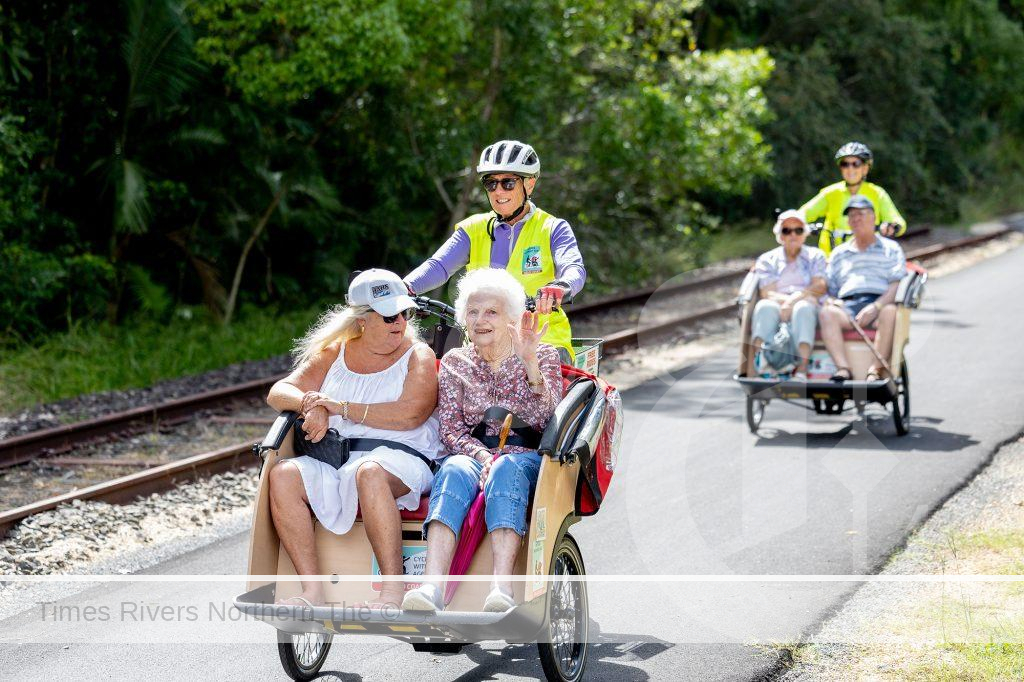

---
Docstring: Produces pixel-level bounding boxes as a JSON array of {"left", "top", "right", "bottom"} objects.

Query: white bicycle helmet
[{"left": 476, "top": 140, "right": 540, "bottom": 177}]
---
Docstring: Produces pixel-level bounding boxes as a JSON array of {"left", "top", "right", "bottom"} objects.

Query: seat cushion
[{"left": 355, "top": 494, "right": 431, "bottom": 522}]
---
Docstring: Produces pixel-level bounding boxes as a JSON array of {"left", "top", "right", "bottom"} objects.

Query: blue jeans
[
  {"left": 752, "top": 299, "right": 817, "bottom": 348},
  {"left": 423, "top": 451, "right": 542, "bottom": 539}
]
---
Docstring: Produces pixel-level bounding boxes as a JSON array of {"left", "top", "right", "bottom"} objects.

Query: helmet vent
[
  {"left": 508, "top": 144, "right": 523, "bottom": 163},
  {"left": 494, "top": 142, "right": 507, "bottom": 164}
]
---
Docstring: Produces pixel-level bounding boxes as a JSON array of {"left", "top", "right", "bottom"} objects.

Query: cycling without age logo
[
  {"left": 371, "top": 284, "right": 392, "bottom": 299},
  {"left": 522, "top": 246, "right": 543, "bottom": 274}
]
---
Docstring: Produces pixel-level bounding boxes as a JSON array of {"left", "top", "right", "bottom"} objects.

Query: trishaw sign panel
[{"left": 371, "top": 545, "right": 427, "bottom": 590}]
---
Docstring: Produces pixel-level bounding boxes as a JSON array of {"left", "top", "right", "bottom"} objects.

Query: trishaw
[
  {"left": 234, "top": 296, "right": 621, "bottom": 682},
  {"left": 733, "top": 259, "right": 927, "bottom": 436}
]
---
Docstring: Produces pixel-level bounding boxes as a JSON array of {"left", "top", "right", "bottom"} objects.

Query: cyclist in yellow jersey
[
  {"left": 405, "top": 140, "right": 586, "bottom": 362},
  {"left": 799, "top": 142, "right": 906, "bottom": 255}
]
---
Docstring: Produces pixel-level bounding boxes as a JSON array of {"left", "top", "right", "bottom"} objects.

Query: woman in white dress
[{"left": 267, "top": 269, "right": 444, "bottom": 609}]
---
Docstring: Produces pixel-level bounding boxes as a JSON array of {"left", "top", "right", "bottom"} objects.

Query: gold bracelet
[
  {"left": 358, "top": 403, "right": 370, "bottom": 424},
  {"left": 527, "top": 376, "right": 544, "bottom": 388},
  {"left": 341, "top": 401, "right": 350, "bottom": 421}
]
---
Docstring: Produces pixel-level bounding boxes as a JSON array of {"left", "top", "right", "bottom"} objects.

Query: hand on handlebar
[{"left": 535, "top": 283, "right": 569, "bottom": 315}]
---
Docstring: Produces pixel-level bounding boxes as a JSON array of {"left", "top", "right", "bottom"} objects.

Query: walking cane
[{"left": 831, "top": 299, "right": 892, "bottom": 376}]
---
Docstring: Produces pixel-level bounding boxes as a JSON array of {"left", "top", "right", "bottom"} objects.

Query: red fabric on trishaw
[
  {"left": 355, "top": 495, "right": 431, "bottom": 522},
  {"left": 814, "top": 328, "right": 877, "bottom": 342}
]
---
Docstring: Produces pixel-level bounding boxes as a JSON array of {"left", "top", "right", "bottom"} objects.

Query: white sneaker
[
  {"left": 402, "top": 584, "right": 443, "bottom": 613},
  {"left": 482, "top": 587, "right": 516, "bottom": 613}
]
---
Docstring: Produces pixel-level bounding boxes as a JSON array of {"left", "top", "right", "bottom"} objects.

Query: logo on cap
[{"left": 371, "top": 284, "right": 392, "bottom": 299}]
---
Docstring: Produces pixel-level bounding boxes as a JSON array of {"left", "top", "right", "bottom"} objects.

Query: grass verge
[
  {"left": 0, "top": 305, "right": 319, "bottom": 413},
  {"left": 781, "top": 437, "right": 1024, "bottom": 680}
]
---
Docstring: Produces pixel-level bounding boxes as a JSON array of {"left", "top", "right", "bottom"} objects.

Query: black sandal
[{"left": 830, "top": 367, "right": 852, "bottom": 383}]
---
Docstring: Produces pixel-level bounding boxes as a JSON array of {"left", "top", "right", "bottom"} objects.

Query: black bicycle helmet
[{"left": 835, "top": 141, "right": 873, "bottom": 164}]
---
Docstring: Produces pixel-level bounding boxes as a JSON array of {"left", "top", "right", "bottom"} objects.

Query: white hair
[
  {"left": 292, "top": 303, "right": 420, "bottom": 369},
  {"left": 454, "top": 268, "right": 526, "bottom": 327}
]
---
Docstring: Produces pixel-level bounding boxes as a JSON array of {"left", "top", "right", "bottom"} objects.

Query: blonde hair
[
  {"left": 292, "top": 303, "right": 420, "bottom": 369},
  {"left": 454, "top": 268, "right": 526, "bottom": 326}
]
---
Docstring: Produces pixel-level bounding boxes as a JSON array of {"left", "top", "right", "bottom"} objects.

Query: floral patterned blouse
[{"left": 437, "top": 343, "right": 564, "bottom": 456}]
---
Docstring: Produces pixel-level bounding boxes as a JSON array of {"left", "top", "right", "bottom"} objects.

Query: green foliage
[
  {"left": 191, "top": 0, "right": 470, "bottom": 104},
  {"left": 0, "top": 304, "right": 316, "bottom": 412},
  {"left": 701, "top": 0, "right": 1024, "bottom": 224}
]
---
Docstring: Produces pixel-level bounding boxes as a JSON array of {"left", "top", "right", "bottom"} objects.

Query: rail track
[{"left": 0, "top": 226, "right": 1015, "bottom": 537}]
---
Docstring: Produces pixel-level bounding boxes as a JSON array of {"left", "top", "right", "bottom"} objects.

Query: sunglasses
[
  {"left": 780, "top": 226, "right": 805, "bottom": 236},
  {"left": 482, "top": 177, "right": 520, "bottom": 192},
  {"left": 381, "top": 309, "right": 415, "bottom": 324},
  {"left": 839, "top": 160, "right": 864, "bottom": 169}
]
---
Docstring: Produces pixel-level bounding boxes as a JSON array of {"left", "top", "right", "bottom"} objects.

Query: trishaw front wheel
[
  {"left": 538, "top": 534, "right": 589, "bottom": 682},
  {"left": 277, "top": 629, "right": 333, "bottom": 681},
  {"left": 746, "top": 396, "right": 766, "bottom": 434},
  {"left": 892, "top": 361, "right": 910, "bottom": 436}
]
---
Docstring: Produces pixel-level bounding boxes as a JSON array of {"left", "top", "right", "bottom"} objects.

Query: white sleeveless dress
[{"left": 290, "top": 341, "right": 444, "bottom": 535}]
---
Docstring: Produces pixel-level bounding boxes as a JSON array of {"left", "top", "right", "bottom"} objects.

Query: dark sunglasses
[
  {"left": 482, "top": 176, "right": 520, "bottom": 192},
  {"left": 381, "top": 308, "right": 415, "bottom": 324},
  {"left": 780, "top": 226, "right": 805, "bottom": 236},
  {"left": 839, "top": 160, "right": 864, "bottom": 169}
]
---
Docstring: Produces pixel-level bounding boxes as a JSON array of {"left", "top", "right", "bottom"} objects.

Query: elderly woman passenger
[
  {"left": 751, "top": 210, "right": 828, "bottom": 379},
  {"left": 266, "top": 269, "right": 444, "bottom": 609},
  {"left": 402, "top": 268, "right": 563, "bottom": 614}
]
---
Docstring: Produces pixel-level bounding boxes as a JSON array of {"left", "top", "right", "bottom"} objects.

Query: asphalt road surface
[{"left": 2, "top": 244, "right": 1023, "bottom": 680}]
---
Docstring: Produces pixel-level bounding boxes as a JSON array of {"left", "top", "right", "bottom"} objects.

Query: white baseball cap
[
  {"left": 773, "top": 209, "right": 808, "bottom": 244},
  {"left": 346, "top": 269, "right": 417, "bottom": 317}
]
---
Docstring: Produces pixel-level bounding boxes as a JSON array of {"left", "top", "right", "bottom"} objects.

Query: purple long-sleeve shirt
[{"left": 405, "top": 202, "right": 587, "bottom": 296}]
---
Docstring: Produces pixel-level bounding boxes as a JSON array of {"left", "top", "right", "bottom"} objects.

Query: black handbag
[{"left": 292, "top": 418, "right": 350, "bottom": 469}]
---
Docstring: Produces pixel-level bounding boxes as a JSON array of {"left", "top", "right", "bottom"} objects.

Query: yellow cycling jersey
[{"left": 799, "top": 181, "right": 906, "bottom": 255}]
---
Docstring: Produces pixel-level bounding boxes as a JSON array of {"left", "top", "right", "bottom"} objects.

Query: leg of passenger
[
  {"left": 871, "top": 304, "right": 898, "bottom": 376},
  {"left": 269, "top": 460, "right": 323, "bottom": 605},
  {"left": 421, "top": 455, "right": 481, "bottom": 591},
  {"left": 819, "top": 304, "right": 852, "bottom": 376},
  {"left": 356, "top": 461, "right": 411, "bottom": 607},
  {"left": 484, "top": 452, "right": 542, "bottom": 600},
  {"left": 792, "top": 300, "right": 817, "bottom": 373},
  {"left": 751, "top": 299, "right": 782, "bottom": 352}
]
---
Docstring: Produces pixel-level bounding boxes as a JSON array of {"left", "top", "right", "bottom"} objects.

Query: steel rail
[
  {"left": 0, "top": 442, "right": 256, "bottom": 537},
  {"left": 0, "top": 375, "right": 283, "bottom": 469}
]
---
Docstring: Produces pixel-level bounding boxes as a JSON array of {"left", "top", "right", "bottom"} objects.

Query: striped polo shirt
[{"left": 826, "top": 235, "right": 906, "bottom": 298}]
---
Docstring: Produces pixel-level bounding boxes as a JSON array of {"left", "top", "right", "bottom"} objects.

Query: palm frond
[
  {"left": 122, "top": 0, "right": 201, "bottom": 112},
  {"left": 113, "top": 158, "right": 150, "bottom": 235},
  {"left": 169, "top": 126, "right": 227, "bottom": 147}
]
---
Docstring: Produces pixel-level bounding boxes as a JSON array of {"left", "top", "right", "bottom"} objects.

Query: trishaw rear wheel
[
  {"left": 538, "top": 534, "right": 589, "bottom": 682},
  {"left": 277, "top": 630, "right": 333, "bottom": 681}
]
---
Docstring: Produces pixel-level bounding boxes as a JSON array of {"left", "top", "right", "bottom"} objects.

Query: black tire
[
  {"left": 746, "top": 396, "right": 766, "bottom": 434},
  {"left": 892, "top": 360, "right": 910, "bottom": 436},
  {"left": 277, "top": 630, "right": 332, "bottom": 681},
  {"left": 537, "top": 534, "right": 589, "bottom": 682}
]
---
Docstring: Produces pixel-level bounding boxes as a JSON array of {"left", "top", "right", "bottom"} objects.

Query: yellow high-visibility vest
[{"left": 458, "top": 207, "right": 574, "bottom": 360}]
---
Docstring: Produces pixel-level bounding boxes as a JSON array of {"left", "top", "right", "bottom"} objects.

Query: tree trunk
[{"left": 222, "top": 182, "right": 288, "bottom": 325}]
